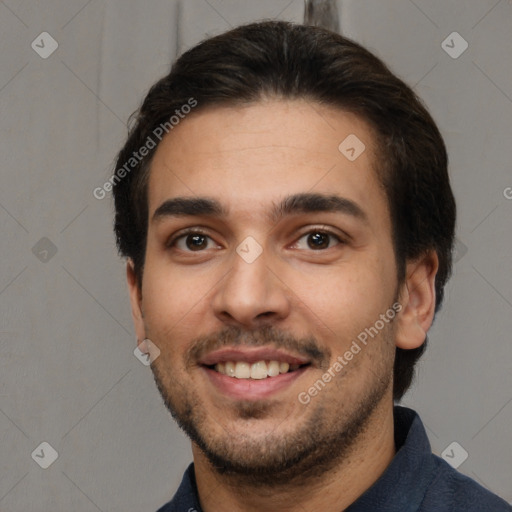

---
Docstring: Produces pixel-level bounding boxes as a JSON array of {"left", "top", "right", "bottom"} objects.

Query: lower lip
[{"left": 202, "top": 366, "right": 309, "bottom": 400}]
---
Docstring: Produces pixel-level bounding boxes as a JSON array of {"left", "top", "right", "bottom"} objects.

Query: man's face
[{"left": 129, "top": 99, "right": 402, "bottom": 481}]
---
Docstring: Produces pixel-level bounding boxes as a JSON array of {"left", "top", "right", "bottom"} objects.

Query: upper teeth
[{"left": 214, "top": 360, "right": 300, "bottom": 379}]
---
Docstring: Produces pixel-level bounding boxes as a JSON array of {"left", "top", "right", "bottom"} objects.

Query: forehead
[{"left": 146, "top": 99, "right": 388, "bottom": 229}]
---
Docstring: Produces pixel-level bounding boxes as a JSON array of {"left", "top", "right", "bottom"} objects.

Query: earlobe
[
  {"left": 126, "top": 260, "right": 146, "bottom": 342},
  {"left": 395, "top": 251, "right": 439, "bottom": 350}
]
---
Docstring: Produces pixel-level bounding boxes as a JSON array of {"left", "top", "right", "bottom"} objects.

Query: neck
[{"left": 192, "top": 398, "right": 396, "bottom": 512}]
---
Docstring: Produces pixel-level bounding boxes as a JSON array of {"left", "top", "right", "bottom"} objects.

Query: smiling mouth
[{"left": 206, "top": 360, "right": 311, "bottom": 380}]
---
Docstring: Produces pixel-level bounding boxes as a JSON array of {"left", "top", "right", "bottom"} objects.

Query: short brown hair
[{"left": 112, "top": 20, "right": 456, "bottom": 401}]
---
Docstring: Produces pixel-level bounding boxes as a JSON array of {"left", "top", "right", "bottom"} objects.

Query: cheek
[
  {"left": 292, "top": 258, "right": 397, "bottom": 365},
  {"left": 142, "top": 247, "right": 200, "bottom": 305},
  {"left": 297, "top": 259, "right": 391, "bottom": 318},
  {"left": 140, "top": 263, "right": 200, "bottom": 344}
]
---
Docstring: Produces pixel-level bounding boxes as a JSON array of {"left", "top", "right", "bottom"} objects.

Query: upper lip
[{"left": 198, "top": 347, "right": 311, "bottom": 366}]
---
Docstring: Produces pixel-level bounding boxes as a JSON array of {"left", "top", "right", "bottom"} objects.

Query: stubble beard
[{"left": 150, "top": 326, "right": 395, "bottom": 488}]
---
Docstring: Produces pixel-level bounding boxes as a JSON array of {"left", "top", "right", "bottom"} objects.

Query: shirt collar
[
  {"left": 346, "top": 405, "right": 437, "bottom": 511},
  {"left": 165, "top": 405, "right": 435, "bottom": 512}
]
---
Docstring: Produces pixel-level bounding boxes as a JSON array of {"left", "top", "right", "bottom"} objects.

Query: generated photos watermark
[
  {"left": 93, "top": 97, "right": 198, "bottom": 200},
  {"left": 298, "top": 301, "right": 403, "bottom": 405}
]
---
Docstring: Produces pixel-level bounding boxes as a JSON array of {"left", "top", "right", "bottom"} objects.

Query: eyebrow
[{"left": 152, "top": 192, "right": 369, "bottom": 225}]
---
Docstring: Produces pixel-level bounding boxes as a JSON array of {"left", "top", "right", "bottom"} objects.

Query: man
[{"left": 112, "top": 20, "right": 511, "bottom": 512}]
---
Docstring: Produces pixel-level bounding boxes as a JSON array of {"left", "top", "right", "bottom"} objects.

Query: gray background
[{"left": 0, "top": 0, "right": 511, "bottom": 510}]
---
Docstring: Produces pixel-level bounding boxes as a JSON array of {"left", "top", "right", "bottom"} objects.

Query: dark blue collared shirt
[{"left": 157, "top": 406, "right": 511, "bottom": 511}]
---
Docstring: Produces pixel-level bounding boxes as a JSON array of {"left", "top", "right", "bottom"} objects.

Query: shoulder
[{"left": 419, "top": 455, "right": 512, "bottom": 512}]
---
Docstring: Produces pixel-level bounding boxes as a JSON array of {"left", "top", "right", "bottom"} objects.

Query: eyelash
[{"left": 166, "top": 227, "right": 347, "bottom": 252}]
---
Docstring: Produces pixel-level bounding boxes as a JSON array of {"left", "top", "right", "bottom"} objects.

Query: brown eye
[
  {"left": 307, "top": 232, "right": 330, "bottom": 249},
  {"left": 184, "top": 234, "right": 209, "bottom": 251},
  {"left": 293, "top": 230, "right": 344, "bottom": 251},
  {"left": 168, "top": 230, "right": 217, "bottom": 252}
]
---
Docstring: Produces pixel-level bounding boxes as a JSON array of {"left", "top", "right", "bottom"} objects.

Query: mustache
[{"left": 185, "top": 325, "right": 331, "bottom": 369}]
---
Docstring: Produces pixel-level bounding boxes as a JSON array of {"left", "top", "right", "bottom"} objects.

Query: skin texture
[{"left": 127, "top": 98, "right": 438, "bottom": 512}]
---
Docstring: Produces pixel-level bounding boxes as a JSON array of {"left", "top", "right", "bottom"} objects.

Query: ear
[
  {"left": 126, "top": 259, "right": 146, "bottom": 343},
  {"left": 395, "top": 250, "right": 439, "bottom": 350}
]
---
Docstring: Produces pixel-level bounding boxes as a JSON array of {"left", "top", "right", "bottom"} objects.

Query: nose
[{"left": 211, "top": 244, "right": 291, "bottom": 329}]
